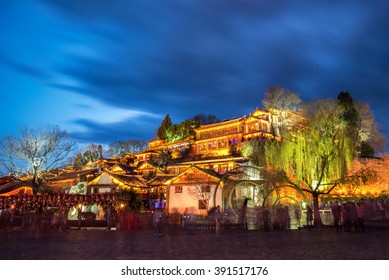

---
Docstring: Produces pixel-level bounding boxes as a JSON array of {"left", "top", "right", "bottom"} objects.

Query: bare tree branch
[{"left": 0, "top": 125, "right": 77, "bottom": 193}]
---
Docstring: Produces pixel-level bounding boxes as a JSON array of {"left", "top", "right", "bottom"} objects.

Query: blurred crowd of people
[{"left": 330, "top": 198, "right": 389, "bottom": 232}]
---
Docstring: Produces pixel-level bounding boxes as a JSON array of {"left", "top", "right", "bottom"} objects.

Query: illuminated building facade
[{"left": 1, "top": 106, "right": 388, "bottom": 220}]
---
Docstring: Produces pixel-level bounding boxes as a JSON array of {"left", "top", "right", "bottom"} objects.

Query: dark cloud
[
  {"left": 70, "top": 116, "right": 159, "bottom": 144},
  {"left": 37, "top": 0, "right": 389, "bottom": 149}
]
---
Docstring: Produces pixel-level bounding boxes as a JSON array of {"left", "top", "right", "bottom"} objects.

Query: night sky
[{"left": 1, "top": 1, "right": 388, "bottom": 152}]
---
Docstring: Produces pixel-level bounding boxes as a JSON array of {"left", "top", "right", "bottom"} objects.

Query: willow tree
[
  {"left": 241, "top": 138, "right": 267, "bottom": 167},
  {"left": 266, "top": 99, "right": 355, "bottom": 226}
]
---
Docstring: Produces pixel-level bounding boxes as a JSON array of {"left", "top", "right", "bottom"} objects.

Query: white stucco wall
[{"left": 167, "top": 184, "right": 222, "bottom": 215}]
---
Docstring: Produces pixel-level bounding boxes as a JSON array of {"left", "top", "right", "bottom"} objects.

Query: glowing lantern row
[{"left": 0, "top": 193, "right": 122, "bottom": 212}]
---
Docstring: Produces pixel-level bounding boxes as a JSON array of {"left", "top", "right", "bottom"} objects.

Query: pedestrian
[
  {"left": 377, "top": 199, "right": 386, "bottom": 220},
  {"left": 272, "top": 207, "right": 281, "bottom": 230},
  {"left": 355, "top": 201, "right": 366, "bottom": 232},
  {"left": 294, "top": 205, "right": 301, "bottom": 228},
  {"left": 153, "top": 208, "right": 165, "bottom": 236},
  {"left": 283, "top": 206, "right": 290, "bottom": 230},
  {"left": 182, "top": 208, "right": 189, "bottom": 228},
  {"left": 342, "top": 202, "right": 352, "bottom": 232},
  {"left": 214, "top": 205, "right": 222, "bottom": 234},
  {"left": 262, "top": 207, "right": 271, "bottom": 231},
  {"left": 238, "top": 199, "right": 248, "bottom": 224},
  {"left": 306, "top": 206, "right": 313, "bottom": 227},
  {"left": 331, "top": 201, "right": 342, "bottom": 232},
  {"left": 350, "top": 202, "right": 357, "bottom": 231},
  {"left": 255, "top": 206, "right": 263, "bottom": 230}
]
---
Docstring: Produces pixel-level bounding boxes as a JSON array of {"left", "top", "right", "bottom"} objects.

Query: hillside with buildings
[{"left": 1, "top": 106, "right": 388, "bottom": 221}]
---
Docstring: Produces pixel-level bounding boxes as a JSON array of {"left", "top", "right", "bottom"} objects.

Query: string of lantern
[{"left": 0, "top": 193, "right": 126, "bottom": 213}]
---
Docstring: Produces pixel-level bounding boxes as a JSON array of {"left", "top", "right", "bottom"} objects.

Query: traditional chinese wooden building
[
  {"left": 0, "top": 176, "right": 32, "bottom": 196},
  {"left": 47, "top": 169, "right": 99, "bottom": 192},
  {"left": 2, "top": 105, "right": 388, "bottom": 220},
  {"left": 165, "top": 165, "right": 222, "bottom": 215}
]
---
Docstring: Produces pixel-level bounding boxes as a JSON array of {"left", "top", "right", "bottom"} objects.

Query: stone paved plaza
[{"left": 1, "top": 225, "right": 388, "bottom": 260}]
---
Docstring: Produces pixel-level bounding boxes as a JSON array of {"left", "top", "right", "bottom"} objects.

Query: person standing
[
  {"left": 342, "top": 202, "right": 352, "bottom": 232},
  {"left": 214, "top": 205, "right": 222, "bottom": 234},
  {"left": 331, "top": 201, "right": 342, "bottom": 232},
  {"left": 283, "top": 206, "right": 291, "bottom": 230},
  {"left": 356, "top": 201, "right": 366, "bottom": 232},
  {"left": 153, "top": 208, "right": 165, "bottom": 236},
  {"left": 294, "top": 205, "right": 301, "bottom": 228},
  {"left": 306, "top": 206, "right": 313, "bottom": 227},
  {"left": 262, "top": 207, "right": 271, "bottom": 231}
]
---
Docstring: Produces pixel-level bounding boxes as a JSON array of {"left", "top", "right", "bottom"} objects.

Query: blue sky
[{"left": 1, "top": 0, "right": 388, "bottom": 151}]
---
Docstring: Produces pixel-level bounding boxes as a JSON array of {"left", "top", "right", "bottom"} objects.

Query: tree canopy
[
  {"left": 73, "top": 143, "right": 103, "bottom": 170},
  {"left": 106, "top": 139, "right": 148, "bottom": 158},
  {"left": 192, "top": 113, "right": 221, "bottom": 125},
  {"left": 262, "top": 86, "right": 302, "bottom": 113},
  {"left": 265, "top": 99, "right": 356, "bottom": 225},
  {"left": 157, "top": 114, "right": 172, "bottom": 140},
  {"left": 337, "top": 91, "right": 386, "bottom": 157},
  {"left": 156, "top": 114, "right": 199, "bottom": 143},
  {"left": 262, "top": 86, "right": 302, "bottom": 137},
  {"left": 0, "top": 125, "right": 77, "bottom": 193}
]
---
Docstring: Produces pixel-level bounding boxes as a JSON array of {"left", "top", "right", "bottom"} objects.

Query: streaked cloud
[{"left": 1, "top": 0, "right": 388, "bottom": 149}]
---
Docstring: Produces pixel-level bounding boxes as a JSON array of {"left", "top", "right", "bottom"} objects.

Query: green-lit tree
[
  {"left": 337, "top": 91, "right": 386, "bottom": 157},
  {"left": 157, "top": 114, "right": 197, "bottom": 143},
  {"left": 241, "top": 138, "right": 267, "bottom": 167},
  {"left": 265, "top": 99, "right": 356, "bottom": 226},
  {"left": 337, "top": 91, "right": 359, "bottom": 128},
  {"left": 157, "top": 114, "right": 172, "bottom": 140},
  {"left": 337, "top": 91, "right": 365, "bottom": 157}
]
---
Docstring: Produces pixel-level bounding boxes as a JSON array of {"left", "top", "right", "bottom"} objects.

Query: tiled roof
[
  {"left": 113, "top": 164, "right": 136, "bottom": 173},
  {"left": 148, "top": 175, "right": 176, "bottom": 186},
  {"left": 48, "top": 169, "right": 98, "bottom": 181},
  {"left": 88, "top": 172, "right": 148, "bottom": 189},
  {"left": 0, "top": 176, "right": 14, "bottom": 185},
  {"left": 198, "top": 167, "right": 223, "bottom": 179},
  {"left": 0, "top": 179, "right": 31, "bottom": 194},
  {"left": 110, "top": 173, "right": 147, "bottom": 188}
]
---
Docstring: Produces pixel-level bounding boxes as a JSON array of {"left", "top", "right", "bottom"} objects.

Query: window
[
  {"left": 218, "top": 140, "right": 226, "bottom": 148},
  {"left": 175, "top": 186, "right": 183, "bottom": 193},
  {"left": 219, "top": 165, "right": 228, "bottom": 174},
  {"left": 198, "top": 200, "right": 208, "bottom": 210},
  {"left": 208, "top": 141, "right": 216, "bottom": 149},
  {"left": 201, "top": 185, "right": 211, "bottom": 193}
]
